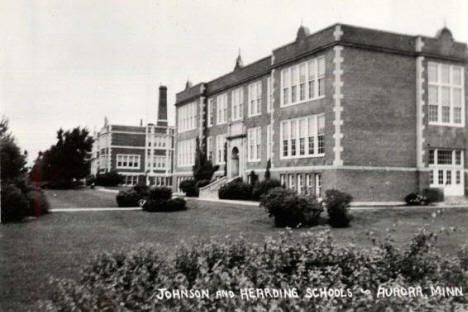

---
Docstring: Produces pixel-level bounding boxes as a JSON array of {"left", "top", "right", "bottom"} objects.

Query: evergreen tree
[
  {"left": 0, "top": 118, "right": 27, "bottom": 181},
  {"left": 265, "top": 159, "right": 271, "bottom": 180},
  {"left": 192, "top": 137, "right": 218, "bottom": 182}
]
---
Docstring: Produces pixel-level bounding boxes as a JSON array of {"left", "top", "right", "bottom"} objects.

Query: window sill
[
  {"left": 428, "top": 122, "right": 465, "bottom": 128},
  {"left": 248, "top": 113, "right": 261, "bottom": 118},
  {"left": 280, "top": 96, "right": 325, "bottom": 108},
  {"left": 247, "top": 159, "right": 261, "bottom": 163},
  {"left": 280, "top": 154, "right": 325, "bottom": 160}
]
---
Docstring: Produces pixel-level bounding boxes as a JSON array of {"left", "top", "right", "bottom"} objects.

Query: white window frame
[
  {"left": 247, "top": 127, "right": 261, "bottom": 162},
  {"left": 207, "top": 137, "right": 213, "bottom": 162},
  {"left": 216, "top": 135, "right": 226, "bottom": 164},
  {"left": 217, "top": 94, "right": 227, "bottom": 125},
  {"left": 248, "top": 80, "right": 262, "bottom": 117},
  {"left": 428, "top": 62, "right": 465, "bottom": 127},
  {"left": 280, "top": 56, "right": 325, "bottom": 107},
  {"left": 231, "top": 87, "right": 244, "bottom": 121},
  {"left": 207, "top": 98, "right": 214, "bottom": 127},
  {"left": 177, "top": 139, "right": 195, "bottom": 167},
  {"left": 266, "top": 124, "right": 272, "bottom": 160},
  {"left": 280, "top": 114, "right": 325, "bottom": 159},
  {"left": 267, "top": 76, "right": 273, "bottom": 112},
  {"left": 177, "top": 102, "right": 198, "bottom": 133},
  {"left": 116, "top": 154, "right": 141, "bottom": 169},
  {"left": 428, "top": 149, "right": 464, "bottom": 188}
]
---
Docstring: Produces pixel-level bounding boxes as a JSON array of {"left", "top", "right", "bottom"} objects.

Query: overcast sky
[{"left": 1, "top": 0, "right": 467, "bottom": 164}]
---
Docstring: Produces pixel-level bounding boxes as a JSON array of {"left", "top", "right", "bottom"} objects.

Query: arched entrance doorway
[{"left": 231, "top": 147, "right": 240, "bottom": 177}]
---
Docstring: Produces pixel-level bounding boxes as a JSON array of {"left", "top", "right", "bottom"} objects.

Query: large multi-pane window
[
  {"left": 428, "top": 149, "right": 463, "bottom": 188},
  {"left": 267, "top": 76, "right": 273, "bottom": 112},
  {"left": 216, "top": 135, "right": 226, "bottom": 164},
  {"left": 281, "top": 56, "right": 325, "bottom": 107},
  {"left": 152, "top": 156, "right": 166, "bottom": 169},
  {"left": 207, "top": 137, "right": 213, "bottom": 162},
  {"left": 217, "top": 94, "right": 228, "bottom": 124},
  {"left": 177, "top": 102, "right": 197, "bottom": 133},
  {"left": 280, "top": 114, "right": 325, "bottom": 158},
  {"left": 207, "top": 98, "right": 215, "bottom": 127},
  {"left": 248, "top": 80, "right": 262, "bottom": 117},
  {"left": 266, "top": 124, "right": 272, "bottom": 160},
  {"left": 428, "top": 62, "right": 464, "bottom": 126},
  {"left": 116, "top": 154, "right": 140, "bottom": 169},
  {"left": 231, "top": 88, "right": 244, "bottom": 121},
  {"left": 177, "top": 139, "right": 195, "bottom": 167},
  {"left": 247, "top": 127, "right": 261, "bottom": 162}
]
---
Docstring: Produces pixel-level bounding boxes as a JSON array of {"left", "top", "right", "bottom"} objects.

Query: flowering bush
[
  {"left": 38, "top": 230, "right": 468, "bottom": 311},
  {"left": 260, "top": 187, "right": 323, "bottom": 227}
]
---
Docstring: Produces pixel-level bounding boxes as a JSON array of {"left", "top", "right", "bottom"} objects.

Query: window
[
  {"left": 216, "top": 94, "right": 228, "bottom": 124},
  {"left": 207, "top": 137, "right": 213, "bottom": 162},
  {"left": 116, "top": 154, "right": 140, "bottom": 169},
  {"left": 231, "top": 88, "right": 244, "bottom": 121},
  {"left": 280, "top": 114, "right": 325, "bottom": 158},
  {"left": 267, "top": 76, "right": 273, "bottom": 112},
  {"left": 248, "top": 80, "right": 262, "bottom": 117},
  {"left": 216, "top": 135, "right": 226, "bottom": 164},
  {"left": 281, "top": 56, "right": 325, "bottom": 107},
  {"left": 428, "top": 62, "right": 464, "bottom": 126},
  {"left": 177, "top": 139, "right": 195, "bottom": 167},
  {"left": 289, "top": 174, "right": 295, "bottom": 190},
  {"left": 207, "top": 98, "right": 214, "bottom": 127},
  {"left": 248, "top": 127, "right": 262, "bottom": 162},
  {"left": 297, "top": 174, "right": 303, "bottom": 194},
  {"left": 177, "top": 102, "right": 197, "bottom": 133},
  {"left": 429, "top": 149, "right": 464, "bottom": 188},
  {"left": 280, "top": 174, "right": 286, "bottom": 187},
  {"left": 315, "top": 173, "right": 322, "bottom": 197},
  {"left": 123, "top": 175, "right": 138, "bottom": 186},
  {"left": 152, "top": 156, "right": 166, "bottom": 169}
]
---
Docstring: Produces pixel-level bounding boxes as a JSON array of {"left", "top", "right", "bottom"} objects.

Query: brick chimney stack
[{"left": 157, "top": 85, "right": 168, "bottom": 127}]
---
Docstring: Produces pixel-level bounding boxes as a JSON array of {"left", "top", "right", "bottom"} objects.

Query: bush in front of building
[
  {"left": 218, "top": 180, "right": 253, "bottom": 200},
  {"left": 260, "top": 187, "right": 322, "bottom": 227},
  {"left": 404, "top": 192, "right": 429, "bottom": 205},
  {"left": 142, "top": 198, "right": 187, "bottom": 212},
  {"left": 148, "top": 186, "right": 172, "bottom": 201},
  {"left": 251, "top": 179, "right": 282, "bottom": 201},
  {"left": 116, "top": 189, "right": 141, "bottom": 207},
  {"left": 324, "top": 189, "right": 353, "bottom": 228},
  {"left": 41, "top": 229, "right": 468, "bottom": 311},
  {"left": 195, "top": 179, "right": 210, "bottom": 188},
  {"left": 179, "top": 180, "right": 199, "bottom": 197},
  {"left": 95, "top": 170, "right": 124, "bottom": 187},
  {"left": 27, "top": 187, "right": 50, "bottom": 217},
  {"left": 423, "top": 188, "right": 444, "bottom": 203}
]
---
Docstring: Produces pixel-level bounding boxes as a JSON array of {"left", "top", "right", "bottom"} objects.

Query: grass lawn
[
  {"left": 44, "top": 188, "right": 118, "bottom": 208},
  {"left": 0, "top": 189, "right": 467, "bottom": 311}
]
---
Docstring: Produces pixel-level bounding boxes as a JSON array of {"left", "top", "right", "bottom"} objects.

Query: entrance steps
[{"left": 199, "top": 176, "right": 238, "bottom": 199}]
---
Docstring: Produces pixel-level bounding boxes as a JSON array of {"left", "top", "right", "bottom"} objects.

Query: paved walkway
[{"left": 51, "top": 207, "right": 140, "bottom": 212}]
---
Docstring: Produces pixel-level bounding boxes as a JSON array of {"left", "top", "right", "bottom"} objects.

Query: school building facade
[
  {"left": 90, "top": 86, "right": 175, "bottom": 187},
  {"left": 173, "top": 23, "right": 467, "bottom": 202}
]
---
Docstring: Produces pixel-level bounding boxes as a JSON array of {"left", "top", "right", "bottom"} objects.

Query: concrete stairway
[{"left": 198, "top": 176, "right": 229, "bottom": 199}]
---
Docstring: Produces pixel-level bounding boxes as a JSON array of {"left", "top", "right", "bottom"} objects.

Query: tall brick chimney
[{"left": 156, "top": 85, "right": 168, "bottom": 127}]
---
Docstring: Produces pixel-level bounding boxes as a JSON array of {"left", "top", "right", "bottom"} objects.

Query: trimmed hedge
[
  {"left": 218, "top": 180, "right": 252, "bottom": 200},
  {"left": 179, "top": 180, "right": 199, "bottom": 197},
  {"left": 423, "top": 187, "right": 444, "bottom": 203},
  {"left": 95, "top": 171, "right": 124, "bottom": 187},
  {"left": 1, "top": 183, "right": 30, "bottom": 223},
  {"left": 40, "top": 230, "right": 468, "bottom": 311},
  {"left": 324, "top": 189, "right": 353, "bottom": 228},
  {"left": 260, "top": 187, "right": 323, "bottom": 227},
  {"left": 116, "top": 189, "right": 141, "bottom": 207},
  {"left": 142, "top": 198, "right": 187, "bottom": 212},
  {"left": 148, "top": 187, "right": 172, "bottom": 201}
]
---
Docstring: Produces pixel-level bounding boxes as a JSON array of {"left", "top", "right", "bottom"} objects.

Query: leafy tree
[
  {"left": 0, "top": 118, "right": 27, "bottom": 181},
  {"left": 264, "top": 159, "right": 271, "bottom": 180},
  {"left": 31, "top": 127, "right": 94, "bottom": 187},
  {"left": 192, "top": 137, "right": 218, "bottom": 182}
]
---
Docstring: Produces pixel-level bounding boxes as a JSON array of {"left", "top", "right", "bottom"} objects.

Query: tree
[
  {"left": 31, "top": 127, "right": 94, "bottom": 187},
  {"left": 192, "top": 137, "right": 218, "bottom": 182},
  {"left": 264, "top": 159, "right": 271, "bottom": 180},
  {"left": 0, "top": 118, "right": 27, "bottom": 181}
]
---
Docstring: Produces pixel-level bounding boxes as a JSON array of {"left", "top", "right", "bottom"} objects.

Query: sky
[{"left": 1, "top": 0, "right": 467, "bottom": 164}]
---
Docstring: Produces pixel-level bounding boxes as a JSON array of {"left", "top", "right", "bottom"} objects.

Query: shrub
[
  {"left": 148, "top": 186, "right": 172, "bottom": 201},
  {"left": 95, "top": 171, "right": 124, "bottom": 187},
  {"left": 251, "top": 179, "right": 282, "bottom": 200},
  {"left": 41, "top": 230, "right": 468, "bottom": 311},
  {"left": 404, "top": 192, "right": 428, "bottom": 205},
  {"left": 143, "top": 198, "right": 187, "bottom": 212},
  {"left": 1, "top": 183, "right": 30, "bottom": 223},
  {"left": 218, "top": 180, "right": 252, "bottom": 200},
  {"left": 260, "top": 187, "right": 322, "bottom": 227},
  {"left": 116, "top": 189, "right": 140, "bottom": 207},
  {"left": 27, "top": 188, "right": 50, "bottom": 217},
  {"left": 195, "top": 179, "right": 210, "bottom": 188},
  {"left": 248, "top": 170, "right": 258, "bottom": 186},
  {"left": 324, "top": 189, "right": 353, "bottom": 228},
  {"left": 179, "top": 180, "right": 199, "bottom": 197},
  {"left": 423, "top": 187, "right": 444, "bottom": 203},
  {"left": 133, "top": 183, "right": 150, "bottom": 197}
]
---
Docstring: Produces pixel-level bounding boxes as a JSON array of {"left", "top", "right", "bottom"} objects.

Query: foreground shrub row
[
  {"left": 40, "top": 230, "right": 468, "bottom": 311},
  {"left": 218, "top": 178, "right": 282, "bottom": 201}
]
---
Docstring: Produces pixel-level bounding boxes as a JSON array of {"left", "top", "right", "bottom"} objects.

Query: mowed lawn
[{"left": 0, "top": 189, "right": 467, "bottom": 311}]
